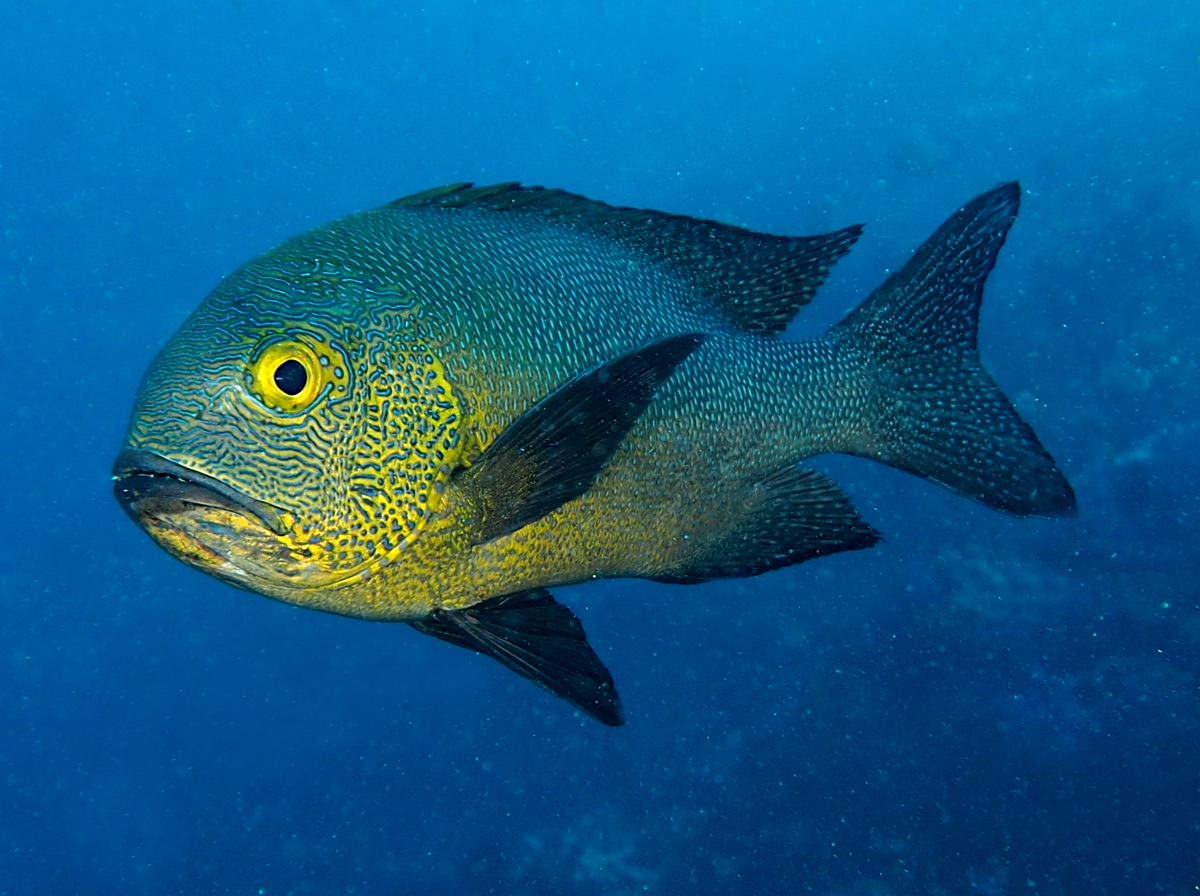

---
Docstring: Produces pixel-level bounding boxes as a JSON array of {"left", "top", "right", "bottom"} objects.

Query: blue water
[{"left": 2, "top": 2, "right": 1196, "bottom": 893}]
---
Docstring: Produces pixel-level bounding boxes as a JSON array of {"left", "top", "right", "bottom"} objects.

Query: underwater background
[{"left": 1, "top": 1, "right": 1196, "bottom": 893}]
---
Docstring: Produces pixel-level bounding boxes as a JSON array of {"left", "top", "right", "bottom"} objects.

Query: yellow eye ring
[{"left": 249, "top": 340, "right": 324, "bottom": 414}]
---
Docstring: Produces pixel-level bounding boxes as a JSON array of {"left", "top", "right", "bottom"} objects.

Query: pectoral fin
[
  {"left": 460, "top": 333, "right": 705, "bottom": 543},
  {"left": 408, "top": 589, "right": 624, "bottom": 726}
]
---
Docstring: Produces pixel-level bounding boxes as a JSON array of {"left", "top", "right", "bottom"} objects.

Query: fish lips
[{"left": 112, "top": 449, "right": 290, "bottom": 537}]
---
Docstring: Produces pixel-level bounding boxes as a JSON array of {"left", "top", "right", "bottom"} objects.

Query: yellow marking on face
[
  {"left": 126, "top": 289, "right": 474, "bottom": 602},
  {"left": 241, "top": 333, "right": 466, "bottom": 590}
]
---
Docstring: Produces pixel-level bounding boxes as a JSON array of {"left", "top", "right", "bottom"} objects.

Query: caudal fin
[{"left": 833, "top": 183, "right": 1076, "bottom": 516}]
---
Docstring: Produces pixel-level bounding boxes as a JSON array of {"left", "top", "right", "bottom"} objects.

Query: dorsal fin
[{"left": 388, "top": 182, "right": 862, "bottom": 336}]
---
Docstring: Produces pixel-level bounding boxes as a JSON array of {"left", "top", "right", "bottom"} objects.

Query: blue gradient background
[{"left": 2, "top": 2, "right": 1196, "bottom": 893}]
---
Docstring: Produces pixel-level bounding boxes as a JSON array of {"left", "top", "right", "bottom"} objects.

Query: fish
[{"left": 113, "top": 180, "right": 1076, "bottom": 726}]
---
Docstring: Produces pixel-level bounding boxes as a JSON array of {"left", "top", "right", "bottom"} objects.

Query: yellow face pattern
[{"left": 123, "top": 269, "right": 466, "bottom": 598}]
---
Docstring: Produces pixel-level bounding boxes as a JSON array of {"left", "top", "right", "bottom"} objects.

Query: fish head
[{"left": 113, "top": 246, "right": 465, "bottom": 602}]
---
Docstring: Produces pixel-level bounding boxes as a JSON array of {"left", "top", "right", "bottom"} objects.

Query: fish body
[{"left": 115, "top": 182, "right": 1075, "bottom": 724}]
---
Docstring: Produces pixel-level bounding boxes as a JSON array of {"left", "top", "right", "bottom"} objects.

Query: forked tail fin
[{"left": 832, "top": 182, "right": 1076, "bottom": 516}]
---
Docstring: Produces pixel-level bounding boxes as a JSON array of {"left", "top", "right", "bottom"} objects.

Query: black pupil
[{"left": 274, "top": 359, "right": 308, "bottom": 396}]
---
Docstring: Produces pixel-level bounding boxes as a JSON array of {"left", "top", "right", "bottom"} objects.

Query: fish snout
[{"left": 112, "top": 449, "right": 290, "bottom": 536}]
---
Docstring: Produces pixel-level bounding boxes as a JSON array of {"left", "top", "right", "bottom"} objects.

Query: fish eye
[
  {"left": 273, "top": 358, "right": 308, "bottom": 395},
  {"left": 249, "top": 340, "right": 323, "bottom": 414}
]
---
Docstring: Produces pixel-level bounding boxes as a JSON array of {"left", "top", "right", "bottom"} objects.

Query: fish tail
[{"left": 829, "top": 182, "right": 1076, "bottom": 516}]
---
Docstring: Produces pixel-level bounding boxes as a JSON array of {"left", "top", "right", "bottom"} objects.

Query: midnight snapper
[{"left": 113, "top": 181, "right": 1075, "bottom": 725}]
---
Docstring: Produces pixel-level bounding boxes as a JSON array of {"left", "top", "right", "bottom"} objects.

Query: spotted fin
[
  {"left": 657, "top": 465, "right": 881, "bottom": 584},
  {"left": 409, "top": 589, "right": 624, "bottom": 726},
  {"left": 832, "top": 182, "right": 1076, "bottom": 516},
  {"left": 388, "top": 182, "right": 861, "bottom": 336},
  {"left": 459, "top": 333, "right": 705, "bottom": 543}
]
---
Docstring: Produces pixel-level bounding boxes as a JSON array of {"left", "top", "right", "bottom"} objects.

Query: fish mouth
[
  {"left": 112, "top": 449, "right": 291, "bottom": 537},
  {"left": 113, "top": 450, "right": 378, "bottom": 596}
]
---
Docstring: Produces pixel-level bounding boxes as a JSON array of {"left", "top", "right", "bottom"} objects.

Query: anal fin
[
  {"left": 658, "top": 465, "right": 881, "bottom": 584},
  {"left": 409, "top": 589, "right": 624, "bottom": 726}
]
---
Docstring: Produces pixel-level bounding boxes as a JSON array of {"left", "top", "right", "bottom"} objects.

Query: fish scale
[{"left": 114, "top": 181, "right": 1075, "bottom": 725}]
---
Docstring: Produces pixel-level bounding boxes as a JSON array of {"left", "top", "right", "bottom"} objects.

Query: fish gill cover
[{"left": 0, "top": 1, "right": 1197, "bottom": 895}]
